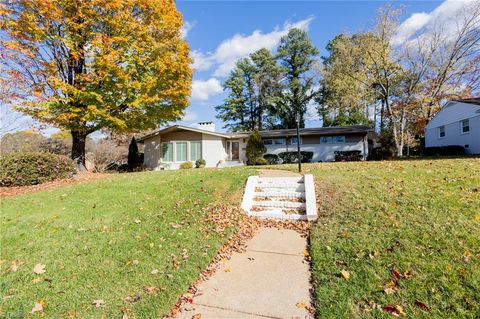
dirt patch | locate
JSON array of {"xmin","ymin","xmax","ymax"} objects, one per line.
[{"xmin": 0, "ymin": 172, "xmax": 111, "ymax": 197}]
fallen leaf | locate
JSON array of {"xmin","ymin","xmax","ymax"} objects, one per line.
[
  {"xmin": 224, "ymin": 268, "xmax": 231, "ymax": 272},
  {"xmin": 133, "ymin": 260, "xmax": 139, "ymax": 265},
  {"xmin": 192, "ymin": 314, "xmax": 202, "ymax": 319},
  {"xmin": 33, "ymin": 264, "xmax": 46, "ymax": 274},
  {"xmin": 151, "ymin": 269, "xmax": 159, "ymax": 275},
  {"xmin": 145, "ymin": 286, "xmax": 156, "ymax": 294},
  {"xmin": 384, "ymin": 287, "xmax": 397, "ymax": 295},
  {"xmin": 134, "ymin": 219, "xmax": 141, "ymax": 224},
  {"xmin": 340, "ymin": 270, "xmax": 350, "ymax": 280},
  {"xmin": 415, "ymin": 300, "xmax": 431, "ymax": 312},
  {"xmin": 92, "ymin": 299, "xmax": 105, "ymax": 307},
  {"xmin": 31, "ymin": 301, "xmax": 44, "ymax": 314},
  {"xmin": 296, "ymin": 302, "xmax": 306, "ymax": 308},
  {"xmin": 303, "ymin": 250, "xmax": 309, "ymax": 257},
  {"xmin": 32, "ymin": 277, "xmax": 42, "ymax": 284}
]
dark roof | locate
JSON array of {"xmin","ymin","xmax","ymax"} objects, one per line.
[
  {"xmin": 257, "ymin": 125, "xmax": 373, "ymax": 138},
  {"xmin": 137, "ymin": 124, "xmax": 373, "ymax": 142},
  {"xmin": 137, "ymin": 125, "xmax": 231, "ymax": 142},
  {"xmin": 453, "ymin": 97, "xmax": 480, "ymax": 106}
]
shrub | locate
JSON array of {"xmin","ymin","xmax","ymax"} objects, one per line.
[
  {"xmin": 128, "ymin": 137, "xmax": 143, "ymax": 168},
  {"xmin": 278, "ymin": 151, "xmax": 313, "ymax": 164},
  {"xmin": 255, "ymin": 157, "xmax": 268, "ymax": 165},
  {"xmin": 0, "ymin": 152, "xmax": 76, "ymax": 187},
  {"xmin": 195, "ymin": 159, "xmax": 206, "ymax": 168},
  {"xmin": 334, "ymin": 150, "xmax": 363, "ymax": 162},
  {"xmin": 424, "ymin": 145, "xmax": 465, "ymax": 156},
  {"xmin": 179, "ymin": 161, "xmax": 193, "ymax": 169},
  {"xmin": 263, "ymin": 153, "xmax": 280, "ymax": 165},
  {"xmin": 367, "ymin": 147, "xmax": 394, "ymax": 161},
  {"xmin": 246, "ymin": 129, "xmax": 267, "ymax": 165}
]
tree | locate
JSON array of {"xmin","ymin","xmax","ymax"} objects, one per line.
[
  {"xmin": 277, "ymin": 28, "xmax": 319, "ymax": 128},
  {"xmin": 127, "ymin": 137, "xmax": 140, "ymax": 168},
  {"xmin": 245, "ymin": 129, "xmax": 266, "ymax": 165},
  {"xmin": 1, "ymin": 0, "xmax": 192, "ymax": 168},
  {"xmin": 216, "ymin": 50, "xmax": 282, "ymax": 131},
  {"xmin": 318, "ymin": 34, "xmax": 377, "ymax": 127},
  {"xmin": 250, "ymin": 48, "xmax": 283, "ymax": 129},
  {"xmin": 0, "ymin": 130, "xmax": 46, "ymax": 154}
]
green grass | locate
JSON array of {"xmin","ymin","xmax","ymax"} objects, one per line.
[
  {"xmin": 0, "ymin": 168, "xmax": 253, "ymax": 318},
  {"xmin": 280, "ymin": 158, "xmax": 480, "ymax": 318}
]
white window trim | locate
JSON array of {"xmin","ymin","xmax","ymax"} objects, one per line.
[
  {"xmin": 161, "ymin": 140, "xmax": 201, "ymax": 163},
  {"xmin": 438, "ymin": 126, "xmax": 446, "ymax": 139},
  {"xmin": 460, "ymin": 119, "xmax": 470, "ymax": 135}
]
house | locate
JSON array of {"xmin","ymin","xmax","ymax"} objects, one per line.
[
  {"xmin": 425, "ymin": 98, "xmax": 480, "ymax": 154},
  {"xmin": 137, "ymin": 122, "xmax": 373, "ymax": 170}
]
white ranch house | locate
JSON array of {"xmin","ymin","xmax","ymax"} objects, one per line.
[
  {"xmin": 425, "ymin": 98, "xmax": 480, "ymax": 154},
  {"xmin": 138, "ymin": 122, "xmax": 373, "ymax": 170}
]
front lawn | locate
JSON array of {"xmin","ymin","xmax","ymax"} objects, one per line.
[
  {"xmin": 0, "ymin": 168, "xmax": 253, "ymax": 318},
  {"xmin": 299, "ymin": 158, "xmax": 479, "ymax": 318}
]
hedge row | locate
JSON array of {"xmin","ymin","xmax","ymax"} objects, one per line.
[{"xmin": 0, "ymin": 152, "xmax": 76, "ymax": 187}]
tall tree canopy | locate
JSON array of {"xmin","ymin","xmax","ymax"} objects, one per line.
[
  {"xmin": 0, "ymin": 0, "xmax": 192, "ymax": 167},
  {"xmin": 277, "ymin": 28, "xmax": 319, "ymax": 128},
  {"xmin": 216, "ymin": 49, "xmax": 282, "ymax": 131}
]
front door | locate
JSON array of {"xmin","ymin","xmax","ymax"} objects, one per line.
[{"xmin": 231, "ymin": 141, "xmax": 239, "ymax": 160}]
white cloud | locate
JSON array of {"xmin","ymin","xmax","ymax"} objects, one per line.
[
  {"xmin": 213, "ymin": 18, "xmax": 313, "ymax": 77},
  {"xmin": 191, "ymin": 50, "xmax": 215, "ymax": 71},
  {"xmin": 182, "ymin": 111, "xmax": 198, "ymax": 121},
  {"xmin": 190, "ymin": 17, "xmax": 314, "ymax": 77},
  {"xmin": 191, "ymin": 78, "xmax": 223, "ymax": 101},
  {"xmin": 392, "ymin": 0, "xmax": 479, "ymax": 45},
  {"xmin": 181, "ymin": 21, "xmax": 194, "ymax": 39}
]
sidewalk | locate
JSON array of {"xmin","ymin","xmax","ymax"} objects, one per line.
[{"xmin": 176, "ymin": 227, "xmax": 313, "ymax": 319}]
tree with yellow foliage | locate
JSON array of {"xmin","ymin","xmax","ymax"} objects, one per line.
[{"xmin": 0, "ymin": 0, "xmax": 192, "ymax": 168}]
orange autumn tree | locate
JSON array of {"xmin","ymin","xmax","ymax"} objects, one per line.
[{"xmin": 0, "ymin": 0, "xmax": 192, "ymax": 167}]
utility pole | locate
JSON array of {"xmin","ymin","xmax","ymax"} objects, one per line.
[{"xmin": 296, "ymin": 111, "xmax": 301, "ymax": 173}]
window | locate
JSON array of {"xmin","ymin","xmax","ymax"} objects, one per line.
[
  {"xmin": 263, "ymin": 138, "xmax": 285, "ymax": 145},
  {"xmin": 263, "ymin": 139, "xmax": 273, "ymax": 145},
  {"xmin": 190, "ymin": 141, "xmax": 202, "ymax": 161},
  {"xmin": 162, "ymin": 143, "xmax": 173, "ymax": 162},
  {"xmin": 321, "ymin": 136, "xmax": 346, "ymax": 143},
  {"xmin": 439, "ymin": 126, "xmax": 445, "ymax": 138},
  {"xmin": 175, "ymin": 142, "xmax": 187, "ymax": 162},
  {"xmin": 290, "ymin": 137, "xmax": 302, "ymax": 145},
  {"xmin": 461, "ymin": 119, "xmax": 470, "ymax": 134}
]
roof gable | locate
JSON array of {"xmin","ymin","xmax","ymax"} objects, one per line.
[
  {"xmin": 426, "ymin": 101, "xmax": 480, "ymax": 129},
  {"xmin": 137, "ymin": 125, "xmax": 230, "ymax": 142}
]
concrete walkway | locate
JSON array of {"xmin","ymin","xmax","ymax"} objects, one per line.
[{"xmin": 176, "ymin": 227, "xmax": 313, "ymax": 319}]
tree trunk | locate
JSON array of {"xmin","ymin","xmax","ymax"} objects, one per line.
[{"xmin": 71, "ymin": 130, "xmax": 87, "ymax": 171}]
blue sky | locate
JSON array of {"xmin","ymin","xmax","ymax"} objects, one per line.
[{"xmin": 175, "ymin": 0, "xmax": 442, "ymax": 132}]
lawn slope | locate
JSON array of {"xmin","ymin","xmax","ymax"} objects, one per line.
[
  {"xmin": 0, "ymin": 168, "xmax": 252, "ymax": 318},
  {"xmin": 303, "ymin": 158, "xmax": 480, "ymax": 318}
]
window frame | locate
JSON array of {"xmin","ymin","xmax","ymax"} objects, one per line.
[
  {"xmin": 320, "ymin": 135, "xmax": 346, "ymax": 144},
  {"xmin": 438, "ymin": 126, "xmax": 446, "ymax": 138},
  {"xmin": 189, "ymin": 141, "xmax": 202, "ymax": 161},
  {"xmin": 461, "ymin": 119, "xmax": 470, "ymax": 134},
  {"xmin": 161, "ymin": 142, "xmax": 173, "ymax": 162},
  {"xmin": 290, "ymin": 137, "xmax": 303, "ymax": 145},
  {"xmin": 175, "ymin": 141, "xmax": 188, "ymax": 162}
]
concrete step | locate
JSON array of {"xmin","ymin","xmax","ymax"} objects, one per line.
[
  {"xmin": 254, "ymin": 191, "xmax": 305, "ymax": 199},
  {"xmin": 256, "ymin": 184, "xmax": 305, "ymax": 192},
  {"xmin": 252, "ymin": 200, "xmax": 306, "ymax": 209},
  {"xmin": 249, "ymin": 209, "xmax": 308, "ymax": 221}
]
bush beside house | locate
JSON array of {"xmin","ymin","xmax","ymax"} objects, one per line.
[
  {"xmin": 246, "ymin": 129, "xmax": 267, "ymax": 165},
  {"xmin": 278, "ymin": 151, "xmax": 313, "ymax": 163},
  {"xmin": 334, "ymin": 150, "xmax": 363, "ymax": 161},
  {"xmin": 180, "ymin": 161, "xmax": 193, "ymax": 169},
  {"xmin": 0, "ymin": 152, "xmax": 76, "ymax": 187}
]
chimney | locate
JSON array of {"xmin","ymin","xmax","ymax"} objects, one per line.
[{"xmin": 197, "ymin": 121, "xmax": 216, "ymax": 132}]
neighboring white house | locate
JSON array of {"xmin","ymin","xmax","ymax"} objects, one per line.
[
  {"xmin": 425, "ymin": 98, "xmax": 480, "ymax": 154},
  {"xmin": 137, "ymin": 122, "xmax": 373, "ymax": 170}
]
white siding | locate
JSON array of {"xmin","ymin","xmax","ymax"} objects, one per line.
[
  {"xmin": 202, "ymin": 134, "xmax": 227, "ymax": 167},
  {"xmin": 425, "ymin": 115, "xmax": 480, "ymax": 154},
  {"xmin": 264, "ymin": 140, "xmax": 367, "ymax": 162},
  {"xmin": 426, "ymin": 101, "xmax": 480, "ymax": 128}
]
